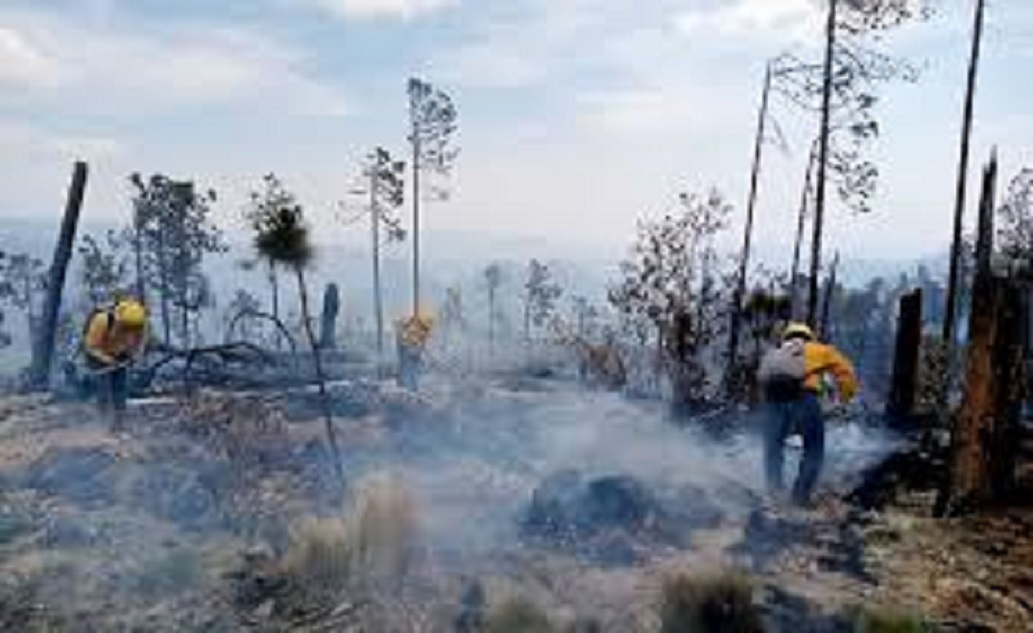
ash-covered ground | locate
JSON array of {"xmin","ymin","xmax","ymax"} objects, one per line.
[{"xmin": 0, "ymin": 375, "xmax": 1028, "ymax": 632}]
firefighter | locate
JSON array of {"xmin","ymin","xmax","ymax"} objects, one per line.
[
  {"xmin": 396, "ymin": 310, "xmax": 434, "ymax": 391},
  {"xmin": 82, "ymin": 297, "xmax": 148, "ymax": 429},
  {"xmin": 756, "ymin": 322, "xmax": 858, "ymax": 507}
]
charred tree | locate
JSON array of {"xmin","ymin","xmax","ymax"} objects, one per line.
[
  {"xmin": 820, "ymin": 251, "xmax": 840, "ymax": 340},
  {"xmin": 807, "ymin": 0, "xmax": 839, "ymax": 328},
  {"xmin": 29, "ymin": 161, "xmax": 88, "ymax": 388},
  {"xmin": 939, "ymin": 153, "xmax": 1025, "ymax": 514},
  {"xmin": 944, "ymin": 0, "xmax": 987, "ymax": 351},
  {"xmin": 886, "ymin": 288, "xmax": 923, "ymax": 426},
  {"xmin": 790, "ymin": 139, "xmax": 818, "ymax": 319},
  {"xmin": 320, "ymin": 282, "xmax": 340, "ymax": 350},
  {"xmin": 725, "ymin": 62, "xmax": 772, "ymax": 397}
]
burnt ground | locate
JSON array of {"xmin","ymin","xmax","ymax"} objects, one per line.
[{"xmin": 0, "ymin": 384, "xmax": 1030, "ymax": 632}]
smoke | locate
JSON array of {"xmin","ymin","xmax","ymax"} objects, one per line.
[{"xmin": 338, "ymin": 377, "xmax": 904, "ymax": 570}]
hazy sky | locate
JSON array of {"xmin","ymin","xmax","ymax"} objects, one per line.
[{"xmin": 1, "ymin": 0, "xmax": 1031, "ymax": 265}]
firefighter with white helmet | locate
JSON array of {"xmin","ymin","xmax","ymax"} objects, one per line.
[{"xmin": 757, "ymin": 322, "xmax": 858, "ymax": 507}]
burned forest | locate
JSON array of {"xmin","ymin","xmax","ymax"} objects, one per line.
[{"xmin": 1, "ymin": 1, "xmax": 1032, "ymax": 632}]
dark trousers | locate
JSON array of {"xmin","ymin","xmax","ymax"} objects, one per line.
[
  {"xmin": 87, "ymin": 358, "xmax": 128, "ymax": 413},
  {"xmin": 398, "ymin": 346, "xmax": 423, "ymax": 391},
  {"xmin": 764, "ymin": 393, "xmax": 825, "ymax": 505}
]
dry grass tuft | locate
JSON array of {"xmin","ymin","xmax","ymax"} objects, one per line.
[
  {"xmin": 280, "ymin": 470, "xmax": 420, "ymax": 609},
  {"xmin": 852, "ymin": 606, "xmax": 933, "ymax": 633},
  {"xmin": 658, "ymin": 570, "xmax": 762, "ymax": 633},
  {"xmin": 485, "ymin": 596, "xmax": 555, "ymax": 633}
]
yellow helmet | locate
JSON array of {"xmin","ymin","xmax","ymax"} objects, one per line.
[
  {"xmin": 782, "ymin": 322, "xmax": 815, "ymax": 342},
  {"xmin": 114, "ymin": 299, "xmax": 147, "ymax": 329}
]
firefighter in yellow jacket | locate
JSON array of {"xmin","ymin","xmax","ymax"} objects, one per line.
[
  {"xmin": 757, "ymin": 322, "xmax": 858, "ymax": 506},
  {"xmin": 83, "ymin": 298, "xmax": 148, "ymax": 428},
  {"xmin": 397, "ymin": 311, "xmax": 434, "ymax": 391}
]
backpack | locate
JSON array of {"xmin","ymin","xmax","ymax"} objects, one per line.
[{"xmin": 757, "ymin": 338, "xmax": 808, "ymax": 401}]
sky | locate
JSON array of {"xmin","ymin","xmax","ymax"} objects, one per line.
[{"xmin": 1, "ymin": 0, "xmax": 1031, "ymax": 268}]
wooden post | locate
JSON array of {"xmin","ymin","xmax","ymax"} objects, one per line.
[
  {"xmin": 887, "ymin": 288, "xmax": 923, "ymax": 426},
  {"xmin": 30, "ymin": 161, "xmax": 88, "ymax": 388}
]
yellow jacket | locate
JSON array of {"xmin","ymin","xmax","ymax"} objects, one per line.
[
  {"xmin": 803, "ymin": 342, "xmax": 858, "ymax": 402},
  {"xmin": 83, "ymin": 310, "xmax": 146, "ymax": 365}
]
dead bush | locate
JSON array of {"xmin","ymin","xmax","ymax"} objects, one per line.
[
  {"xmin": 658, "ymin": 571, "xmax": 762, "ymax": 633},
  {"xmin": 485, "ymin": 596, "xmax": 554, "ymax": 633}
]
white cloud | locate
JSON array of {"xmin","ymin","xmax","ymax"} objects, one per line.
[
  {"xmin": 0, "ymin": 11, "xmax": 350, "ymax": 117},
  {"xmin": 675, "ymin": 0, "xmax": 822, "ymax": 43},
  {"xmin": 0, "ymin": 120, "xmax": 123, "ymax": 161},
  {"xmin": 577, "ymin": 89, "xmax": 695, "ymax": 136},
  {"xmin": 0, "ymin": 26, "xmax": 61, "ymax": 90},
  {"xmin": 308, "ymin": 0, "xmax": 458, "ymax": 21}
]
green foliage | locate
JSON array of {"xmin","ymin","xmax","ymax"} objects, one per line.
[
  {"xmin": 658, "ymin": 571, "xmax": 762, "ymax": 633},
  {"xmin": 130, "ymin": 172, "xmax": 226, "ymax": 345},
  {"xmin": 485, "ymin": 597, "xmax": 554, "ymax": 633},
  {"xmin": 77, "ymin": 231, "xmax": 129, "ymax": 304}
]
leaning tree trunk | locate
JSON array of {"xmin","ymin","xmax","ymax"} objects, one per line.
[
  {"xmin": 944, "ymin": 0, "xmax": 987, "ymax": 351},
  {"xmin": 725, "ymin": 62, "xmax": 772, "ymax": 397},
  {"xmin": 790, "ymin": 138, "xmax": 818, "ymax": 319},
  {"xmin": 29, "ymin": 161, "xmax": 88, "ymax": 388},
  {"xmin": 807, "ymin": 0, "xmax": 838, "ymax": 328},
  {"xmin": 295, "ymin": 267, "xmax": 344, "ymax": 482}
]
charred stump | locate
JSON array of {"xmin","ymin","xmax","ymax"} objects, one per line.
[
  {"xmin": 29, "ymin": 161, "xmax": 88, "ymax": 388},
  {"xmin": 886, "ymin": 289, "xmax": 923, "ymax": 428},
  {"xmin": 319, "ymin": 283, "xmax": 340, "ymax": 350}
]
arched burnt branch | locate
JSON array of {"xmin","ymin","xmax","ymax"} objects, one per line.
[{"xmin": 224, "ymin": 308, "xmax": 299, "ymax": 356}]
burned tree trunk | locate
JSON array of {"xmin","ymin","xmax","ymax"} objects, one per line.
[
  {"xmin": 790, "ymin": 139, "xmax": 817, "ymax": 319},
  {"xmin": 725, "ymin": 63, "xmax": 772, "ymax": 397},
  {"xmin": 320, "ymin": 282, "xmax": 340, "ymax": 350},
  {"xmin": 886, "ymin": 289, "xmax": 923, "ymax": 427},
  {"xmin": 939, "ymin": 153, "xmax": 1025, "ymax": 514},
  {"xmin": 820, "ymin": 251, "xmax": 840, "ymax": 340},
  {"xmin": 29, "ymin": 161, "xmax": 88, "ymax": 388},
  {"xmin": 944, "ymin": 0, "xmax": 987, "ymax": 351},
  {"xmin": 807, "ymin": 0, "xmax": 838, "ymax": 328},
  {"xmin": 295, "ymin": 267, "xmax": 343, "ymax": 482}
]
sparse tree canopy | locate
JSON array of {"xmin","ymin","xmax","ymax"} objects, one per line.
[
  {"xmin": 0, "ymin": 250, "xmax": 46, "ymax": 349},
  {"xmin": 130, "ymin": 173, "xmax": 226, "ymax": 346},
  {"xmin": 78, "ymin": 231, "xmax": 130, "ymax": 305},
  {"xmin": 524, "ymin": 259, "xmax": 563, "ymax": 340},
  {"xmin": 998, "ymin": 168, "xmax": 1033, "ymax": 275}
]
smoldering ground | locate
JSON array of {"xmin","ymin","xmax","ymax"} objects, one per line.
[{"xmin": 0, "ymin": 375, "xmax": 906, "ymax": 630}]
